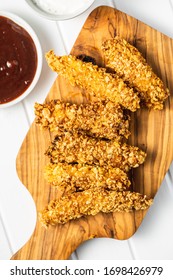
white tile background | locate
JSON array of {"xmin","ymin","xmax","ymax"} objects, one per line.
[{"xmin": 0, "ymin": 0, "xmax": 173, "ymax": 260}]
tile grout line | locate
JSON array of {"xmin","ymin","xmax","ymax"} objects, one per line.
[
  {"xmin": 169, "ymin": 0, "xmax": 173, "ymax": 13},
  {"xmin": 55, "ymin": 21, "xmax": 69, "ymax": 54},
  {"xmin": 70, "ymin": 251, "xmax": 79, "ymax": 260},
  {"xmin": 165, "ymin": 172, "xmax": 173, "ymax": 195},
  {"xmin": 127, "ymin": 239, "xmax": 137, "ymax": 260},
  {"xmin": 0, "ymin": 211, "xmax": 14, "ymax": 257},
  {"xmin": 21, "ymin": 101, "xmax": 32, "ymax": 127},
  {"xmin": 112, "ymin": 0, "xmax": 117, "ymax": 9}
]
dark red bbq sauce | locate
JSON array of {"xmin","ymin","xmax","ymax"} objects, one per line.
[{"xmin": 0, "ymin": 16, "xmax": 37, "ymax": 104}]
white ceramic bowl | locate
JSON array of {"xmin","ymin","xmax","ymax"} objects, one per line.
[
  {"xmin": 0, "ymin": 11, "xmax": 42, "ymax": 108},
  {"xmin": 25, "ymin": 0, "xmax": 95, "ymax": 21}
]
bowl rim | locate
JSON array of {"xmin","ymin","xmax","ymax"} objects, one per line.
[
  {"xmin": 25, "ymin": 0, "xmax": 95, "ymax": 21},
  {"xmin": 0, "ymin": 11, "xmax": 43, "ymax": 108}
]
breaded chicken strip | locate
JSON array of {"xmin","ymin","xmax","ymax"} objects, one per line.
[
  {"xmin": 35, "ymin": 99, "xmax": 130, "ymax": 140},
  {"xmin": 45, "ymin": 50, "xmax": 140, "ymax": 112},
  {"xmin": 102, "ymin": 36, "xmax": 169, "ymax": 109},
  {"xmin": 45, "ymin": 132, "xmax": 146, "ymax": 172},
  {"xmin": 44, "ymin": 163, "xmax": 131, "ymax": 193},
  {"xmin": 39, "ymin": 188, "xmax": 153, "ymax": 226}
]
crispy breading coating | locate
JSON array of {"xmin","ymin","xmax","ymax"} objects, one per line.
[
  {"xmin": 39, "ymin": 188, "xmax": 153, "ymax": 226},
  {"xmin": 45, "ymin": 50, "xmax": 140, "ymax": 112},
  {"xmin": 44, "ymin": 163, "xmax": 131, "ymax": 193},
  {"xmin": 35, "ymin": 99, "xmax": 130, "ymax": 140},
  {"xmin": 45, "ymin": 132, "xmax": 146, "ymax": 172},
  {"xmin": 102, "ymin": 36, "xmax": 169, "ymax": 109}
]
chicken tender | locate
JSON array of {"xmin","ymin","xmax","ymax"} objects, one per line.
[
  {"xmin": 44, "ymin": 163, "xmax": 131, "ymax": 193},
  {"xmin": 102, "ymin": 36, "xmax": 169, "ymax": 109},
  {"xmin": 45, "ymin": 50, "xmax": 140, "ymax": 112},
  {"xmin": 39, "ymin": 188, "xmax": 153, "ymax": 226},
  {"xmin": 35, "ymin": 99, "xmax": 130, "ymax": 140},
  {"xmin": 45, "ymin": 132, "xmax": 146, "ymax": 172}
]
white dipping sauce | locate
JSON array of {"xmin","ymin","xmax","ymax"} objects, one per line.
[{"xmin": 32, "ymin": 0, "xmax": 92, "ymax": 15}]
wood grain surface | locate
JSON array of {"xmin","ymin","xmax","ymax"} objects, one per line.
[{"xmin": 12, "ymin": 6, "xmax": 173, "ymax": 260}]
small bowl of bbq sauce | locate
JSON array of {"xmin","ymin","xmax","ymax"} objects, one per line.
[{"xmin": 0, "ymin": 11, "xmax": 42, "ymax": 108}]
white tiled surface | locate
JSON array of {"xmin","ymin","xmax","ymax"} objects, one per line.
[{"xmin": 0, "ymin": 0, "xmax": 173, "ymax": 260}]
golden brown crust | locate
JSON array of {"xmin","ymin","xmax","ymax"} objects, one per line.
[
  {"xmin": 102, "ymin": 36, "xmax": 169, "ymax": 109},
  {"xmin": 45, "ymin": 50, "xmax": 140, "ymax": 112},
  {"xmin": 37, "ymin": 40, "xmax": 163, "ymax": 228},
  {"xmin": 44, "ymin": 163, "xmax": 131, "ymax": 193},
  {"xmin": 45, "ymin": 132, "xmax": 146, "ymax": 172},
  {"xmin": 39, "ymin": 188, "xmax": 153, "ymax": 226},
  {"xmin": 34, "ymin": 99, "xmax": 130, "ymax": 140}
]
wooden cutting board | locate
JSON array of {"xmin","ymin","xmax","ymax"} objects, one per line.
[{"xmin": 12, "ymin": 6, "xmax": 173, "ymax": 260}]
